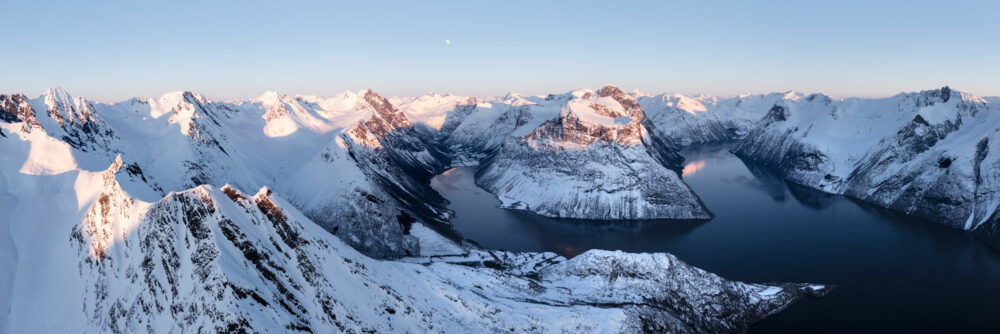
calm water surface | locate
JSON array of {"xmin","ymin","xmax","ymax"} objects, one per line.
[{"xmin": 430, "ymin": 142, "xmax": 1000, "ymax": 333}]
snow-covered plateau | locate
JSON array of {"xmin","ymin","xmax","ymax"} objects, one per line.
[{"xmin": 0, "ymin": 86, "xmax": 835, "ymax": 333}]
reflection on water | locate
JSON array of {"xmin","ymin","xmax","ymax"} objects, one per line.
[
  {"xmin": 430, "ymin": 141, "xmax": 1000, "ymax": 333},
  {"xmin": 681, "ymin": 159, "xmax": 707, "ymax": 177}
]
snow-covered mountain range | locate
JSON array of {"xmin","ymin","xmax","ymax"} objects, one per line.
[
  {"xmin": 0, "ymin": 86, "xmax": 833, "ymax": 333},
  {"xmin": 393, "ymin": 84, "xmax": 1000, "ymax": 243},
  {"xmin": 5, "ymin": 83, "xmax": 996, "ymax": 332}
]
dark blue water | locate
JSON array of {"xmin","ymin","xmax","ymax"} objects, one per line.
[{"xmin": 430, "ymin": 142, "xmax": 1000, "ymax": 333}]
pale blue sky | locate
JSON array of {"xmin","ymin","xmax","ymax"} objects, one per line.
[{"xmin": 2, "ymin": 0, "xmax": 998, "ymax": 101}]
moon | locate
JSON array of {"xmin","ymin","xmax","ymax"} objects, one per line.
[{"xmin": 445, "ymin": 39, "xmax": 451, "ymax": 45}]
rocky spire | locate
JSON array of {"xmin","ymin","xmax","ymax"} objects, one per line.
[
  {"xmin": 347, "ymin": 89, "xmax": 415, "ymax": 148},
  {"xmin": 0, "ymin": 93, "xmax": 40, "ymax": 131}
]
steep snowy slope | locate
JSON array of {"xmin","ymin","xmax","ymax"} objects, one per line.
[
  {"xmin": 475, "ymin": 85, "xmax": 712, "ymax": 220},
  {"xmin": 734, "ymin": 87, "xmax": 1000, "ymax": 244},
  {"xmin": 0, "ymin": 140, "xmax": 824, "ymax": 332}
]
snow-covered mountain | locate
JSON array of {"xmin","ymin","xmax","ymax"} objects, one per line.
[
  {"xmin": 471, "ymin": 85, "xmax": 712, "ymax": 220},
  {"xmin": 733, "ymin": 87, "xmax": 1000, "ymax": 246}
]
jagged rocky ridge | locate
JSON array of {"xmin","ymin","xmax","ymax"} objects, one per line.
[{"xmin": 733, "ymin": 87, "xmax": 1000, "ymax": 246}]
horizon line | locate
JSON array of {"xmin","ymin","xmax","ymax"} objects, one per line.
[{"xmin": 3, "ymin": 84, "xmax": 994, "ymax": 104}]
